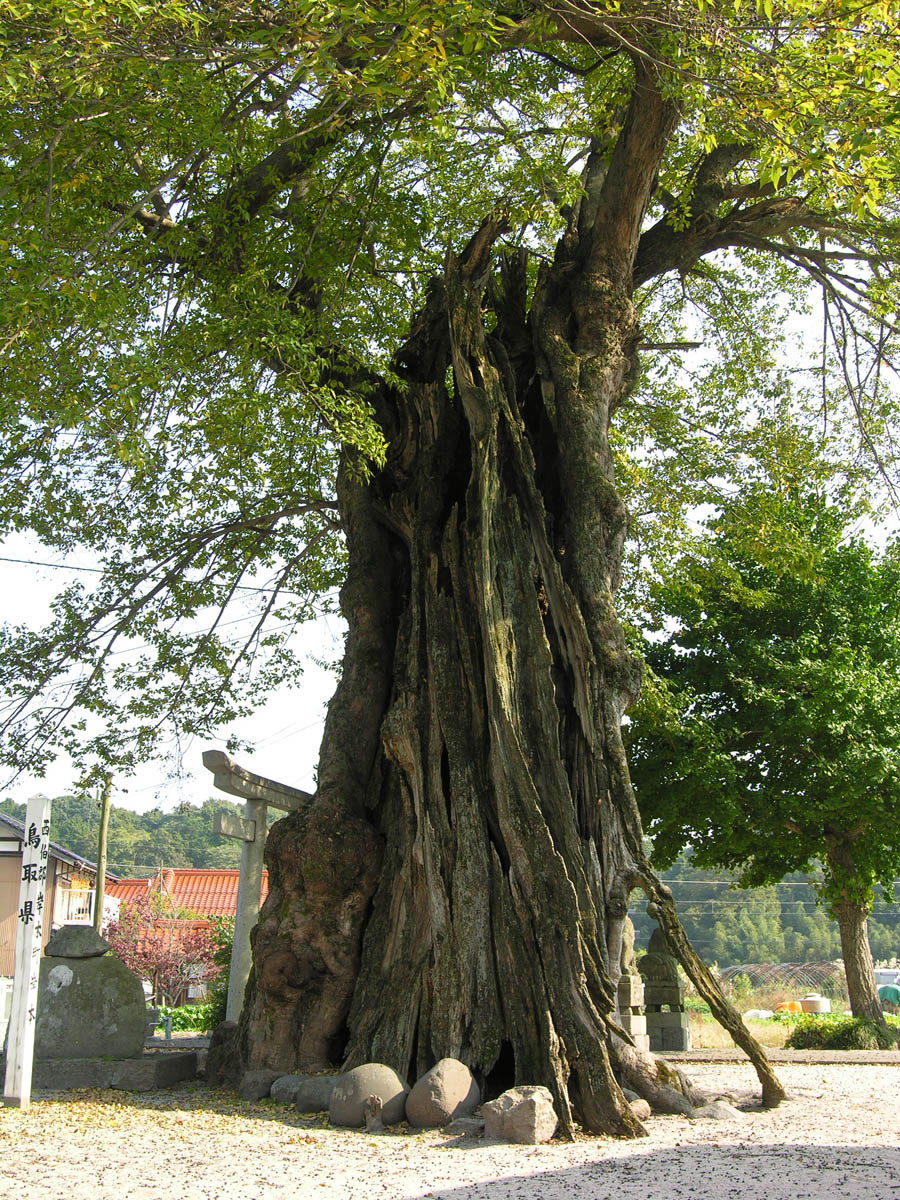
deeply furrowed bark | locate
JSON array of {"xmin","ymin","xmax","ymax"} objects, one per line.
[
  {"xmin": 241, "ymin": 68, "xmax": 784, "ymax": 1134},
  {"xmin": 240, "ymin": 240, "xmax": 783, "ymax": 1132},
  {"xmin": 339, "ymin": 246, "xmax": 648, "ymax": 1138}
]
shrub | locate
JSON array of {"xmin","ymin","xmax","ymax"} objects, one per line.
[
  {"xmin": 785, "ymin": 1014, "xmax": 900, "ymax": 1051},
  {"xmin": 206, "ymin": 916, "xmax": 234, "ymax": 1029},
  {"xmin": 157, "ymin": 1002, "xmax": 217, "ymax": 1032},
  {"xmin": 683, "ymin": 996, "xmax": 711, "ymax": 1014}
]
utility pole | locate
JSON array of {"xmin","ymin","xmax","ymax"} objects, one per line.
[{"xmin": 93, "ymin": 773, "xmax": 111, "ymax": 933}]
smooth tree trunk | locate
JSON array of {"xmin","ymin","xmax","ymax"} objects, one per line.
[
  {"xmin": 833, "ymin": 901, "xmax": 883, "ymax": 1021},
  {"xmin": 826, "ymin": 840, "xmax": 885, "ymax": 1022},
  {"xmin": 239, "ymin": 69, "xmax": 785, "ymax": 1134}
]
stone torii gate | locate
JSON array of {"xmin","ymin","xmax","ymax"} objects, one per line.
[{"xmin": 203, "ymin": 749, "xmax": 314, "ymax": 1021}]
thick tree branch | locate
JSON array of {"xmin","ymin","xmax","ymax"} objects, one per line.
[
  {"xmin": 583, "ymin": 62, "xmax": 680, "ymax": 281},
  {"xmin": 633, "ymin": 187, "xmax": 875, "ymax": 291},
  {"xmin": 217, "ymin": 100, "xmax": 353, "ymax": 225}
]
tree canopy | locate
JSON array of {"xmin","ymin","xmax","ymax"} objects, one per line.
[
  {"xmin": 3, "ymin": 1, "xmax": 900, "ymax": 777},
  {"xmin": 626, "ymin": 475, "xmax": 900, "ymax": 1014}
]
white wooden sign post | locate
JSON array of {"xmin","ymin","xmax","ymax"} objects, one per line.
[
  {"xmin": 3, "ymin": 793, "xmax": 51, "ymax": 1109},
  {"xmin": 204, "ymin": 750, "xmax": 312, "ymax": 1022}
]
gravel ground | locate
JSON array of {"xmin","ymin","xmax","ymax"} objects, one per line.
[{"xmin": 1, "ymin": 1062, "xmax": 899, "ymax": 1200}]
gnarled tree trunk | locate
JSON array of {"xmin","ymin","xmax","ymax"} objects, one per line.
[{"xmin": 240, "ymin": 69, "xmax": 784, "ymax": 1135}]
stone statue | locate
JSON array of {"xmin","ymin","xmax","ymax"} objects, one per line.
[
  {"xmin": 620, "ymin": 915, "xmax": 639, "ymax": 977},
  {"xmin": 638, "ymin": 920, "xmax": 691, "ymax": 1052}
]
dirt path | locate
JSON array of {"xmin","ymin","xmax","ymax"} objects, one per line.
[{"xmin": 1, "ymin": 1062, "xmax": 898, "ymax": 1200}]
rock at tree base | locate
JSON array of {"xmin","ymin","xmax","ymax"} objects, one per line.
[
  {"xmin": 444, "ymin": 1117, "xmax": 485, "ymax": 1135},
  {"xmin": 35, "ymin": 955, "xmax": 147, "ymax": 1059},
  {"xmin": 629, "ymin": 1098, "xmax": 652, "ymax": 1121},
  {"xmin": 238, "ymin": 1069, "xmax": 280, "ymax": 1100},
  {"xmin": 270, "ymin": 1074, "xmax": 308, "ymax": 1104},
  {"xmin": 44, "ymin": 924, "xmax": 110, "ymax": 959},
  {"xmin": 295, "ymin": 1075, "xmax": 339, "ymax": 1112},
  {"xmin": 483, "ymin": 1086, "xmax": 558, "ymax": 1144},
  {"xmin": 406, "ymin": 1058, "xmax": 481, "ymax": 1127},
  {"xmin": 693, "ymin": 1100, "xmax": 746, "ymax": 1120},
  {"xmin": 328, "ymin": 1064, "xmax": 409, "ymax": 1127},
  {"xmin": 269, "ymin": 1073, "xmax": 340, "ymax": 1110}
]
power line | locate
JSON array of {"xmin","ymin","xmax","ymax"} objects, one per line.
[
  {"xmin": 0, "ymin": 554, "xmax": 306, "ymax": 597},
  {"xmin": 657, "ymin": 879, "xmax": 857, "ymax": 887},
  {"xmin": 254, "ymin": 715, "xmax": 326, "ymax": 750}
]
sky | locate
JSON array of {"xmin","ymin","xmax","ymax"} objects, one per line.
[{"xmin": 0, "ymin": 531, "xmax": 343, "ymax": 814}]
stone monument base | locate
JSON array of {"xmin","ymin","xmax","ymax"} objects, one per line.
[
  {"xmin": 646, "ymin": 1009, "xmax": 692, "ymax": 1052},
  {"xmin": 3, "ymin": 1050, "xmax": 197, "ymax": 1093}
]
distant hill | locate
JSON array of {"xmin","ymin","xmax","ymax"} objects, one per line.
[
  {"xmin": 630, "ymin": 853, "xmax": 900, "ymax": 968},
  {"xmin": 6, "ymin": 794, "xmax": 896, "ymax": 967},
  {"xmin": 0, "ymin": 792, "xmax": 267, "ymax": 877}
]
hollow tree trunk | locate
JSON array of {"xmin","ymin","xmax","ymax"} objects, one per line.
[{"xmin": 241, "ymin": 69, "xmax": 783, "ymax": 1135}]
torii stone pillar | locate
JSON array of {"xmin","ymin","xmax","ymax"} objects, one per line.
[{"xmin": 203, "ymin": 750, "xmax": 313, "ymax": 1022}]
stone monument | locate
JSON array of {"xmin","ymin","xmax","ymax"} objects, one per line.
[
  {"xmin": 616, "ymin": 917, "xmax": 650, "ymax": 1052},
  {"xmin": 1, "ymin": 924, "xmax": 197, "ymax": 1091},
  {"xmin": 36, "ymin": 924, "xmax": 147, "ymax": 1059},
  {"xmin": 638, "ymin": 924, "xmax": 691, "ymax": 1052}
]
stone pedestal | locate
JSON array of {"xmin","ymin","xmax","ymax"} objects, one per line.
[
  {"xmin": 616, "ymin": 973, "xmax": 650, "ymax": 1052},
  {"xmin": 638, "ymin": 924, "xmax": 692, "ymax": 1053},
  {"xmin": 26, "ymin": 1050, "xmax": 197, "ymax": 1091},
  {"xmin": 644, "ymin": 1008, "xmax": 692, "ymax": 1052}
]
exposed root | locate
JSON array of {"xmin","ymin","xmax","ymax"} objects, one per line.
[{"xmin": 608, "ymin": 1036, "xmax": 700, "ymax": 1116}]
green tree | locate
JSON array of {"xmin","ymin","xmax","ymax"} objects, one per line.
[
  {"xmin": 628, "ymin": 855, "xmax": 869, "ymax": 967},
  {"xmin": 7, "ymin": 1, "xmax": 900, "ymax": 1128},
  {"xmin": 627, "ymin": 481, "xmax": 900, "ymax": 1019}
]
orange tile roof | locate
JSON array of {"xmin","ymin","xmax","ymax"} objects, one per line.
[{"xmin": 106, "ymin": 867, "xmax": 268, "ymax": 917}]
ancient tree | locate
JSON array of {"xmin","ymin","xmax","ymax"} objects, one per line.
[{"xmin": 4, "ymin": 2, "xmax": 900, "ymax": 1134}]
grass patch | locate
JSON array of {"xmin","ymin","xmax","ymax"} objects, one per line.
[
  {"xmin": 156, "ymin": 1002, "xmax": 216, "ymax": 1032},
  {"xmin": 688, "ymin": 1012, "xmax": 791, "ymax": 1049}
]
